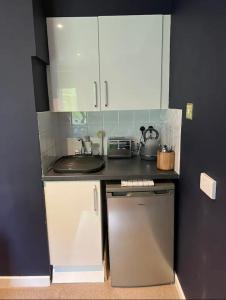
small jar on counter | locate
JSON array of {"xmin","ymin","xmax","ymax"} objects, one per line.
[{"xmin": 157, "ymin": 145, "xmax": 175, "ymax": 171}]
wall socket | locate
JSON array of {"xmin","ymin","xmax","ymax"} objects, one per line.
[
  {"xmin": 186, "ymin": 103, "xmax": 193, "ymax": 120},
  {"xmin": 200, "ymin": 173, "xmax": 217, "ymax": 200}
]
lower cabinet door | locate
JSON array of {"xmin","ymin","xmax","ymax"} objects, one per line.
[{"xmin": 44, "ymin": 181, "xmax": 102, "ymax": 266}]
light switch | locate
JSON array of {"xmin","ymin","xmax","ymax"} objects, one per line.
[
  {"xmin": 186, "ymin": 103, "xmax": 193, "ymax": 120},
  {"xmin": 200, "ymin": 173, "xmax": 217, "ymax": 200}
]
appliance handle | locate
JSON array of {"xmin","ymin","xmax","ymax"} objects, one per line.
[
  {"xmin": 94, "ymin": 81, "xmax": 98, "ymax": 108},
  {"xmin": 107, "ymin": 190, "xmax": 172, "ymax": 197},
  {"xmin": 150, "ymin": 127, "xmax": 159, "ymax": 140},
  {"xmin": 104, "ymin": 80, "xmax": 109, "ymax": 107},
  {"xmin": 106, "ymin": 183, "xmax": 174, "ymax": 193},
  {"xmin": 143, "ymin": 126, "xmax": 159, "ymax": 140}
]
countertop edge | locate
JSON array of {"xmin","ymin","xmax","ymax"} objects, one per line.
[
  {"xmin": 42, "ymin": 172, "xmax": 179, "ymax": 181},
  {"xmin": 42, "ymin": 157, "xmax": 179, "ymax": 181}
]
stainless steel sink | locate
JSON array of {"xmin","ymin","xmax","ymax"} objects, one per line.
[{"xmin": 53, "ymin": 155, "xmax": 105, "ymax": 173}]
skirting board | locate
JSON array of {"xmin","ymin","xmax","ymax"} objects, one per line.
[
  {"xmin": 175, "ymin": 273, "xmax": 186, "ymax": 300},
  {"xmin": 0, "ymin": 276, "xmax": 50, "ymax": 288},
  {"xmin": 52, "ymin": 266, "xmax": 105, "ymax": 284}
]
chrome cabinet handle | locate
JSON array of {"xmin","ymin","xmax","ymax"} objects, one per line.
[
  {"xmin": 94, "ymin": 81, "xmax": 98, "ymax": 108},
  {"xmin": 104, "ymin": 80, "xmax": 109, "ymax": 107},
  {"xmin": 93, "ymin": 185, "xmax": 98, "ymax": 213}
]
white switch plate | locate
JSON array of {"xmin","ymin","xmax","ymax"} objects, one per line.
[
  {"xmin": 186, "ymin": 103, "xmax": 193, "ymax": 120},
  {"xmin": 200, "ymin": 173, "xmax": 216, "ymax": 200}
]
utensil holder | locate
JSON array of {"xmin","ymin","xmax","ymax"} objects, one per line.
[{"xmin": 157, "ymin": 151, "xmax": 175, "ymax": 171}]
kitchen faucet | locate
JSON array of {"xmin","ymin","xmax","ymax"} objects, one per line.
[
  {"xmin": 81, "ymin": 138, "xmax": 86, "ymax": 155},
  {"xmin": 75, "ymin": 138, "xmax": 92, "ymax": 155}
]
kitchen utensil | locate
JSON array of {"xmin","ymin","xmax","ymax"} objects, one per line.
[{"xmin": 97, "ymin": 130, "xmax": 105, "ymax": 156}]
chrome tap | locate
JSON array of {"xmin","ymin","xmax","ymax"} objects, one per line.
[{"xmin": 76, "ymin": 137, "xmax": 92, "ymax": 155}]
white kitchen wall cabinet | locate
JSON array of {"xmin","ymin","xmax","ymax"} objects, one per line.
[
  {"xmin": 47, "ymin": 15, "xmax": 170, "ymax": 112},
  {"xmin": 47, "ymin": 18, "xmax": 100, "ymax": 112},
  {"xmin": 44, "ymin": 181, "xmax": 104, "ymax": 283},
  {"xmin": 99, "ymin": 15, "xmax": 162, "ymax": 110}
]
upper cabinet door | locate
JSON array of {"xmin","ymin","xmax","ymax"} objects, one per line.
[
  {"xmin": 99, "ymin": 15, "xmax": 163, "ymax": 111},
  {"xmin": 47, "ymin": 17, "xmax": 100, "ymax": 112}
]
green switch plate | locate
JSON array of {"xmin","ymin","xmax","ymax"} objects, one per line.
[{"xmin": 186, "ymin": 103, "xmax": 193, "ymax": 120}]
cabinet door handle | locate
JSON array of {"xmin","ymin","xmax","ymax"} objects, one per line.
[
  {"xmin": 93, "ymin": 185, "xmax": 98, "ymax": 213},
  {"xmin": 94, "ymin": 81, "xmax": 98, "ymax": 108},
  {"xmin": 104, "ymin": 80, "xmax": 109, "ymax": 107}
]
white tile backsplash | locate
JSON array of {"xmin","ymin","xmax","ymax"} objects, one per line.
[
  {"xmin": 37, "ymin": 109, "xmax": 182, "ymax": 174},
  {"xmin": 37, "ymin": 111, "xmax": 62, "ymax": 174},
  {"xmin": 161, "ymin": 109, "xmax": 182, "ymax": 174}
]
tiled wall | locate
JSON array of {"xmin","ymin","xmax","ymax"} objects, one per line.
[
  {"xmin": 162, "ymin": 109, "xmax": 182, "ymax": 174},
  {"xmin": 56, "ymin": 110, "xmax": 165, "ymax": 154},
  {"xmin": 37, "ymin": 109, "xmax": 182, "ymax": 174},
  {"xmin": 37, "ymin": 112, "xmax": 62, "ymax": 174},
  {"xmin": 102, "ymin": 110, "xmax": 163, "ymax": 138}
]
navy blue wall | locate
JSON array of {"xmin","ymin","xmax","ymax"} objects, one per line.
[
  {"xmin": 0, "ymin": 0, "xmax": 49, "ymax": 275},
  {"xmin": 0, "ymin": 0, "xmax": 173, "ymax": 278},
  {"xmin": 170, "ymin": 0, "xmax": 226, "ymax": 298},
  {"xmin": 45, "ymin": 0, "xmax": 173, "ymax": 17},
  {"xmin": 32, "ymin": 57, "xmax": 50, "ymax": 112},
  {"xmin": 32, "ymin": 0, "xmax": 49, "ymax": 63}
]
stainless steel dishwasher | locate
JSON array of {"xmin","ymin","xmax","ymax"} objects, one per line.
[{"xmin": 106, "ymin": 182, "xmax": 174, "ymax": 287}]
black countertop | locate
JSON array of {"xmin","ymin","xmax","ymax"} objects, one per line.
[{"xmin": 43, "ymin": 156, "xmax": 179, "ymax": 181}]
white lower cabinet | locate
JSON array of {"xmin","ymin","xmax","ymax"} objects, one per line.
[{"xmin": 44, "ymin": 181, "xmax": 104, "ymax": 283}]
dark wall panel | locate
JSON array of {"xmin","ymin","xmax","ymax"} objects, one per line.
[
  {"xmin": 0, "ymin": 0, "xmax": 49, "ymax": 275},
  {"xmin": 32, "ymin": 57, "xmax": 50, "ymax": 112},
  {"xmin": 45, "ymin": 0, "xmax": 173, "ymax": 17},
  {"xmin": 32, "ymin": 0, "xmax": 49, "ymax": 63},
  {"xmin": 170, "ymin": 0, "xmax": 226, "ymax": 298}
]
